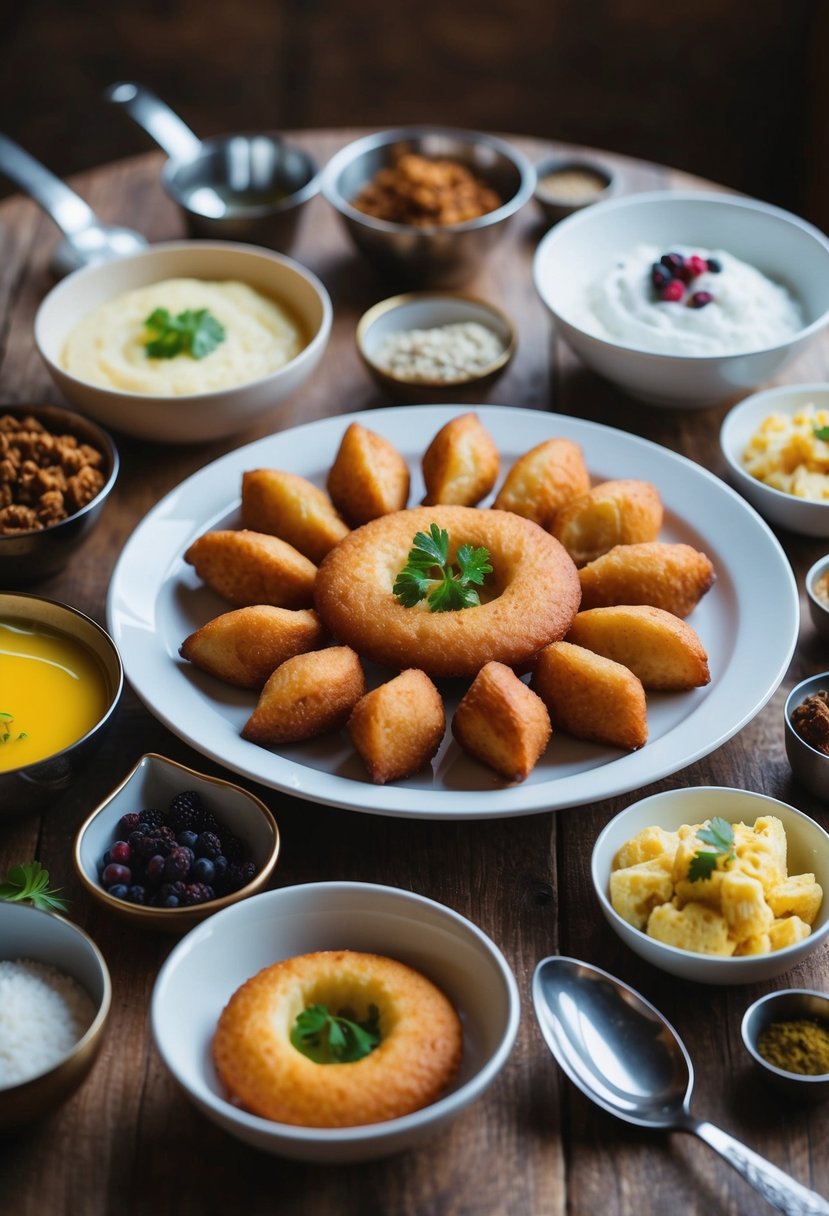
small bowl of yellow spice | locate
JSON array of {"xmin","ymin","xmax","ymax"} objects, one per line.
[
  {"xmin": 720, "ymin": 383, "xmax": 829, "ymax": 536},
  {"xmin": 742, "ymin": 989, "xmax": 829, "ymax": 1101}
]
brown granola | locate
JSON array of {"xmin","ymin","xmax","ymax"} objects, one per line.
[
  {"xmin": 352, "ymin": 153, "xmax": 502, "ymax": 227},
  {"xmin": 0, "ymin": 412, "xmax": 106, "ymax": 534}
]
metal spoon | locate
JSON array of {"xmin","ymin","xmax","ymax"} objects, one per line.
[
  {"xmin": 0, "ymin": 134, "xmax": 148, "ymax": 277},
  {"xmin": 532, "ymin": 956, "xmax": 829, "ymax": 1216}
]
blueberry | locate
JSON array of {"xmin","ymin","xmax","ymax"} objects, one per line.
[
  {"xmin": 688, "ymin": 290, "xmax": 714, "ymax": 309},
  {"xmin": 660, "ymin": 251, "xmax": 684, "ymax": 274},
  {"xmin": 192, "ymin": 857, "xmax": 216, "ymax": 884},
  {"xmin": 706, "ymin": 257, "xmax": 722, "ymax": 273},
  {"xmin": 127, "ymin": 885, "xmax": 147, "ymax": 905},
  {"xmin": 177, "ymin": 829, "xmax": 199, "ymax": 850},
  {"xmin": 108, "ymin": 884, "xmax": 130, "ymax": 900}
]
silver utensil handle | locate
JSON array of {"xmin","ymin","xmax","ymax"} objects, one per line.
[
  {"xmin": 691, "ymin": 1119, "xmax": 829, "ymax": 1215},
  {"xmin": 104, "ymin": 81, "xmax": 202, "ymax": 162},
  {"xmin": 0, "ymin": 133, "xmax": 97, "ymax": 236}
]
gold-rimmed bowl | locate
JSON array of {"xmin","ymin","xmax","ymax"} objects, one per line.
[
  {"xmin": 73, "ymin": 752, "xmax": 280, "ymax": 932},
  {"xmin": 0, "ymin": 902, "xmax": 111, "ymax": 1130},
  {"xmin": 356, "ymin": 292, "xmax": 515, "ymax": 404}
]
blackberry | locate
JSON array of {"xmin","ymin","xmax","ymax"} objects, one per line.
[
  {"xmin": 180, "ymin": 882, "xmax": 216, "ymax": 906},
  {"xmin": 164, "ymin": 846, "xmax": 194, "ymax": 881},
  {"xmin": 195, "ymin": 831, "xmax": 222, "ymax": 860},
  {"xmin": 219, "ymin": 860, "xmax": 257, "ymax": 894},
  {"xmin": 126, "ymin": 885, "xmax": 147, "ymax": 905},
  {"xmin": 135, "ymin": 834, "xmax": 169, "ymax": 862},
  {"xmin": 118, "ymin": 812, "xmax": 141, "ymax": 836},
  {"xmin": 138, "ymin": 808, "xmax": 165, "ymax": 829},
  {"xmin": 153, "ymin": 881, "xmax": 186, "ymax": 908},
  {"xmin": 167, "ymin": 790, "xmax": 204, "ymax": 833},
  {"xmin": 222, "ymin": 833, "xmax": 245, "ymax": 863}
]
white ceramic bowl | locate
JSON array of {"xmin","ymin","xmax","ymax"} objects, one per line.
[
  {"xmin": 73, "ymin": 752, "xmax": 280, "ymax": 932},
  {"xmin": 0, "ymin": 902, "xmax": 111, "ymax": 1130},
  {"xmin": 151, "ymin": 881, "xmax": 520, "ymax": 1161},
  {"xmin": 591, "ymin": 786, "xmax": 829, "ymax": 984},
  {"xmin": 35, "ymin": 240, "xmax": 333, "ymax": 443},
  {"xmin": 720, "ymin": 383, "xmax": 829, "ymax": 536},
  {"xmin": 355, "ymin": 291, "xmax": 515, "ymax": 403},
  {"xmin": 533, "ymin": 191, "xmax": 829, "ymax": 408}
]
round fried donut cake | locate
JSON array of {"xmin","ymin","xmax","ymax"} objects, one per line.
[
  {"xmin": 213, "ymin": 949, "xmax": 462, "ymax": 1127},
  {"xmin": 314, "ymin": 505, "xmax": 581, "ymax": 678}
]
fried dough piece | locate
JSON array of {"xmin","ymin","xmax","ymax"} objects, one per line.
[
  {"xmin": 180, "ymin": 606, "xmax": 326, "ymax": 689},
  {"xmin": 184, "ymin": 530, "xmax": 317, "ymax": 609},
  {"xmin": 452, "ymin": 661, "xmax": 552, "ymax": 781},
  {"xmin": 241, "ymin": 646, "xmax": 365, "ymax": 745},
  {"xmin": 422, "ymin": 412, "xmax": 500, "ymax": 506},
  {"xmin": 578, "ymin": 541, "xmax": 715, "ymax": 618},
  {"xmin": 493, "ymin": 438, "xmax": 590, "ymax": 528},
  {"xmin": 348, "ymin": 669, "xmax": 446, "ymax": 784},
  {"xmin": 550, "ymin": 479, "xmax": 663, "ymax": 567},
  {"xmin": 566, "ymin": 605, "xmax": 710, "ymax": 690},
  {"xmin": 326, "ymin": 422, "xmax": 410, "ymax": 526},
  {"xmin": 531, "ymin": 640, "xmax": 647, "ymax": 751},
  {"xmin": 241, "ymin": 469, "xmax": 349, "ymax": 564}
]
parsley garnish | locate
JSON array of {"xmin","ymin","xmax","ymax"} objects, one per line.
[
  {"xmin": 290, "ymin": 1003, "xmax": 381, "ymax": 1064},
  {"xmin": 143, "ymin": 308, "xmax": 225, "ymax": 360},
  {"xmin": 814, "ymin": 426, "xmax": 829, "ymax": 442},
  {"xmin": 0, "ymin": 711, "xmax": 26, "ymax": 744},
  {"xmin": 687, "ymin": 816, "xmax": 736, "ymax": 882},
  {"xmin": 0, "ymin": 861, "xmax": 68, "ymax": 912},
  {"xmin": 393, "ymin": 524, "xmax": 492, "ymax": 613}
]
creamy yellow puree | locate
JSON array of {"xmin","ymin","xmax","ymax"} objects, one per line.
[{"xmin": 61, "ymin": 278, "xmax": 305, "ymax": 395}]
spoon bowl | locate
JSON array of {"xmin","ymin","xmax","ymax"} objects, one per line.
[{"xmin": 533, "ymin": 956, "xmax": 829, "ymax": 1215}]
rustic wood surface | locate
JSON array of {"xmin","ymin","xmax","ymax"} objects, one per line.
[{"xmin": 1, "ymin": 132, "xmax": 828, "ymax": 1216}]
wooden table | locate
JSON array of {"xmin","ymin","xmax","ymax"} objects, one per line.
[{"xmin": 2, "ymin": 132, "xmax": 829, "ymax": 1216}]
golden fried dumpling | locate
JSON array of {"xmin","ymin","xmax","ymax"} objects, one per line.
[
  {"xmin": 422, "ymin": 412, "xmax": 500, "ymax": 506},
  {"xmin": 348, "ymin": 669, "xmax": 445, "ymax": 784},
  {"xmin": 241, "ymin": 469, "xmax": 349, "ymax": 564},
  {"xmin": 326, "ymin": 422, "xmax": 410, "ymax": 526},
  {"xmin": 493, "ymin": 438, "xmax": 590, "ymax": 528},
  {"xmin": 550, "ymin": 479, "xmax": 663, "ymax": 567},
  {"xmin": 180, "ymin": 606, "xmax": 326, "ymax": 689},
  {"xmin": 452, "ymin": 660, "xmax": 552, "ymax": 781},
  {"xmin": 531, "ymin": 640, "xmax": 647, "ymax": 751},
  {"xmin": 184, "ymin": 529, "xmax": 317, "ymax": 609},
  {"xmin": 241, "ymin": 646, "xmax": 365, "ymax": 745},
  {"xmin": 566, "ymin": 604, "xmax": 710, "ymax": 690},
  {"xmin": 578, "ymin": 541, "xmax": 715, "ymax": 618}
]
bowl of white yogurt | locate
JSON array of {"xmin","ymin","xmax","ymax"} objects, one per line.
[{"xmin": 533, "ymin": 190, "xmax": 829, "ymax": 408}]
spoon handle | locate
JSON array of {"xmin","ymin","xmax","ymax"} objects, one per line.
[
  {"xmin": 104, "ymin": 82, "xmax": 202, "ymax": 162},
  {"xmin": 690, "ymin": 1119, "xmax": 829, "ymax": 1215},
  {"xmin": 0, "ymin": 133, "xmax": 97, "ymax": 236}
]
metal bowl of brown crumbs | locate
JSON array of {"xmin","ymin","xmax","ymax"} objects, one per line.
[
  {"xmin": 0, "ymin": 402, "xmax": 118, "ymax": 584},
  {"xmin": 784, "ymin": 672, "xmax": 829, "ymax": 801},
  {"xmin": 742, "ymin": 989, "xmax": 829, "ymax": 1101}
]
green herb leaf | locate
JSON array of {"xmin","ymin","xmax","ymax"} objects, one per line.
[
  {"xmin": 290, "ymin": 1003, "xmax": 381, "ymax": 1064},
  {"xmin": 814, "ymin": 426, "xmax": 829, "ymax": 442},
  {"xmin": 0, "ymin": 861, "xmax": 69, "ymax": 912},
  {"xmin": 687, "ymin": 816, "xmax": 736, "ymax": 883},
  {"xmin": 393, "ymin": 525, "xmax": 492, "ymax": 613},
  {"xmin": 143, "ymin": 307, "xmax": 226, "ymax": 360}
]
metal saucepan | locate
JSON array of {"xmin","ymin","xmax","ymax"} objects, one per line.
[
  {"xmin": 105, "ymin": 82, "xmax": 318, "ymax": 251},
  {"xmin": 0, "ymin": 134, "xmax": 147, "ymax": 277}
]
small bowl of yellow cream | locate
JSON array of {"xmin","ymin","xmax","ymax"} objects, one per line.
[{"xmin": 0, "ymin": 592, "xmax": 123, "ymax": 815}]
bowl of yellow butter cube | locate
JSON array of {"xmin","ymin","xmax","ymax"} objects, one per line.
[{"xmin": 591, "ymin": 786, "xmax": 829, "ymax": 984}]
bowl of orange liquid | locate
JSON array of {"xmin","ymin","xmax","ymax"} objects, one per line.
[{"xmin": 0, "ymin": 592, "xmax": 123, "ymax": 815}]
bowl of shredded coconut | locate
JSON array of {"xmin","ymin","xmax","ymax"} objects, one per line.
[
  {"xmin": 0, "ymin": 902, "xmax": 111, "ymax": 1129},
  {"xmin": 533, "ymin": 190, "xmax": 829, "ymax": 408},
  {"xmin": 356, "ymin": 292, "xmax": 515, "ymax": 404}
]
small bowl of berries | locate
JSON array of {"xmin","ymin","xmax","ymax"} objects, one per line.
[{"xmin": 73, "ymin": 752, "xmax": 280, "ymax": 932}]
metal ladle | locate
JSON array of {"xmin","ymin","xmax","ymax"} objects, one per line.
[
  {"xmin": 532, "ymin": 956, "xmax": 829, "ymax": 1216},
  {"xmin": 0, "ymin": 134, "xmax": 148, "ymax": 277},
  {"xmin": 104, "ymin": 82, "xmax": 318, "ymax": 251}
]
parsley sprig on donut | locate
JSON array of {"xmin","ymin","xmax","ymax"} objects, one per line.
[{"xmin": 393, "ymin": 524, "xmax": 492, "ymax": 612}]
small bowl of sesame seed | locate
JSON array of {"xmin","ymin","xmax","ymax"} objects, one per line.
[{"xmin": 356, "ymin": 292, "xmax": 516, "ymax": 405}]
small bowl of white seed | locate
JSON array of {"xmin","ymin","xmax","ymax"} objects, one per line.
[{"xmin": 356, "ymin": 291, "xmax": 516, "ymax": 404}]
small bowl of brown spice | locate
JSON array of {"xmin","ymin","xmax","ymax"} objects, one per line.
[
  {"xmin": 742, "ymin": 989, "xmax": 829, "ymax": 1101},
  {"xmin": 0, "ymin": 402, "xmax": 118, "ymax": 584},
  {"xmin": 784, "ymin": 672, "xmax": 829, "ymax": 800}
]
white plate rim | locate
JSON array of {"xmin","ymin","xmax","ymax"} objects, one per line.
[{"xmin": 106, "ymin": 403, "xmax": 798, "ymax": 820}]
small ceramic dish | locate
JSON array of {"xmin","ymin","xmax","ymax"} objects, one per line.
[
  {"xmin": 533, "ymin": 154, "xmax": 616, "ymax": 228},
  {"xmin": 0, "ymin": 901, "xmax": 111, "ymax": 1130},
  {"xmin": 151, "ymin": 881, "xmax": 520, "ymax": 1161},
  {"xmin": 0, "ymin": 592, "xmax": 123, "ymax": 816},
  {"xmin": 784, "ymin": 672, "xmax": 829, "ymax": 801},
  {"xmin": 0, "ymin": 402, "xmax": 118, "ymax": 584},
  {"xmin": 720, "ymin": 383, "xmax": 829, "ymax": 536},
  {"xmin": 533, "ymin": 191, "xmax": 829, "ymax": 408},
  {"xmin": 806, "ymin": 555, "xmax": 829, "ymax": 641},
  {"xmin": 742, "ymin": 988, "xmax": 829, "ymax": 1101},
  {"xmin": 35, "ymin": 240, "xmax": 333, "ymax": 444},
  {"xmin": 591, "ymin": 785, "xmax": 829, "ymax": 984},
  {"xmin": 73, "ymin": 752, "xmax": 280, "ymax": 932},
  {"xmin": 355, "ymin": 292, "xmax": 515, "ymax": 404}
]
